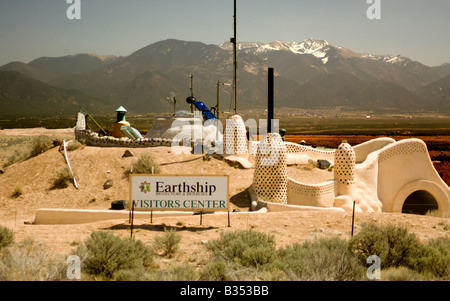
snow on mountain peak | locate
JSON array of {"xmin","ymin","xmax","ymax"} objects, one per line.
[
  {"xmin": 289, "ymin": 38, "xmax": 332, "ymax": 59},
  {"xmin": 361, "ymin": 53, "xmax": 411, "ymax": 66},
  {"xmin": 219, "ymin": 38, "xmax": 412, "ymax": 66},
  {"xmin": 219, "ymin": 38, "xmax": 335, "ymax": 63}
]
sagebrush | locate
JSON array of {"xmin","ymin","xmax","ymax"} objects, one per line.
[
  {"xmin": 350, "ymin": 222, "xmax": 422, "ymax": 268},
  {"xmin": 0, "ymin": 238, "xmax": 67, "ymax": 281},
  {"xmin": 0, "ymin": 225, "xmax": 14, "ymax": 250},
  {"xmin": 1, "ymin": 224, "xmax": 448, "ymax": 281},
  {"xmin": 206, "ymin": 229, "xmax": 277, "ymax": 268},
  {"xmin": 73, "ymin": 231, "xmax": 153, "ymax": 279},
  {"xmin": 276, "ymin": 237, "xmax": 364, "ymax": 280},
  {"xmin": 153, "ymin": 228, "xmax": 182, "ymax": 257}
]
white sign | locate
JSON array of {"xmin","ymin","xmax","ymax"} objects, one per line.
[{"xmin": 130, "ymin": 175, "xmax": 229, "ymax": 211}]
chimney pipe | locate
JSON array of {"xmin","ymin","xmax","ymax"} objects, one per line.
[{"xmin": 268, "ymin": 67, "xmax": 274, "ymax": 133}]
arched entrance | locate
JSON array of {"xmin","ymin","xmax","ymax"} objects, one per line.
[
  {"xmin": 401, "ymin": 190, "xmax": 439, "ymax": 215},
  {"xmin": 391, "ymin": 180, "xmax": 449, "ymax": 215}
]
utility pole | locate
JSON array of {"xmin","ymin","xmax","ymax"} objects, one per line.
[
  {"xmin": 189, "ymin": 74, "xmax": 194, "ymax": 113},
  {"xmin": 217, "ymin": 80, "xmax": 222, "ymax": 120},
  {"xmin": 217, "ymin": 80, "xmax": 231, "ymax": 120},
  {"xmin": 189, "ymin": 74, "xmax": 194, "ymax": 98}
]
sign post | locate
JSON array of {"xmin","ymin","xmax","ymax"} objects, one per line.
[{"xmin": 351, "ymin": 200, "xmax": 356, "ymax": 237}]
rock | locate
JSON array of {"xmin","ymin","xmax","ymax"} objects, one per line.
[
  {"xmin": 122, "ymin": 150, "xmax": 134, "ymax": 158},
  {"xmin": 317, "ymin": 159, "xmax": 331, "ymax": 169},
  {"xmin": 103, "ymin": 180, "xmax": 113, "ymax": 190}
]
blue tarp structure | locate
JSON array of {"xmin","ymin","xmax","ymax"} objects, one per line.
[{"xmin": 192, "ymin": 101, "xmax": 217, "ymax": 120}]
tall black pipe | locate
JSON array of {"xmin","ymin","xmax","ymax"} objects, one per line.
[
  {"xmin": 232, "ymin": 0, "xmax": 237, "ymax": 114},
  {"xmin": 268, "ymin": 67, "xmax": 274, "ymax": 133}
]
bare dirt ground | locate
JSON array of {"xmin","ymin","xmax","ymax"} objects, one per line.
[{"xmin": 0, "ymin": 128, "xmax": 449, "ymax": 266}]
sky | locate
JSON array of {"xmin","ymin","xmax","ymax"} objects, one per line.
[{"xmin": 0, "ymin": 0, "xmax": 449, "ymax": 67}]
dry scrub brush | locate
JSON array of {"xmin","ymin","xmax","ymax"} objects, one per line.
[
  {"xmin": 0, "ymin": 238, "xmax": 67, "ymax": 281},
  {"xmin": 66, "ymin": 140, "xmax": 85, "ymax": 151},
  {"xmin": 203, "ymin": 226, "xmax": 449, "ymax": 281},
  {"xmin": 152, "ymin": 228, "xmax": 182, "ymax": 258},
  {"xmin": 276, "ymin": 237, "xmax": 364, "ymax": 281},
  {"xmin": 124, "ymin": 152, "xmax": 160, "ymax": 176},
  {"xmin": 350, "ymin": 222, "xmax": 450, "ymax": 280},
  {"xmin": 1, "ymin": 223, "xmax": 448, "ymax": 281},
  {"xmin": 72, "ymin": 231, "xmax": 153, "ymax": 280},
  {"xmin": 51, "ymin": 166, "xmax": 75, "ymax": 189},
  {"xmin": 3, "ymin": 135, "xmax": 55, "ymax": 168},
  {"xmin": 206, "ymin": 229, "xmax": 277, "ymax": 268},
  {"xmin": 11, "ymin": 184, "xmax": 23, "ymax": 198},
  {"xmin": 0, "ymin": 225, "xmax": 14, "ymax": 250}
]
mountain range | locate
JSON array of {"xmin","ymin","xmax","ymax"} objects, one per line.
[{"xmin": 1, "ymin": 38, "xmax": 449, "ymax": 117}]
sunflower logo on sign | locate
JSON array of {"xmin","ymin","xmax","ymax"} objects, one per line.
[{"xmin": 139, "ymin": 181, "xmax": 150, "ymax": 193}]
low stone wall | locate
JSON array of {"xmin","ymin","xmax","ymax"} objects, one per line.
[{"xmin": 75, "ymin": 129, "xmax": 175, "ymax": 148}]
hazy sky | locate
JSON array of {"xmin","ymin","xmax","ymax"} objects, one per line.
[{"xmin": 0, "ymin": 0, "xmax": 449, "ymax": 67}]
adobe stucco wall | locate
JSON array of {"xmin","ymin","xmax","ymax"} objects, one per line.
[
  {"xmin": 376, "ymin": 139, "xmax": 450, "ymax": 213},
  {"xmin": 253, "ymin": 135, "xmax": 450, "ymax": 215},
  {"xmin": 287, "ymin": 178, "xmax": 336, "ymax": 207},
  {"xmin": 253, "ymin": 133, "xmax": 288, "ymax": 204},
  {"xmin": 34, "ymin": 208, "xmax": 193, "ymax": 224}
]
